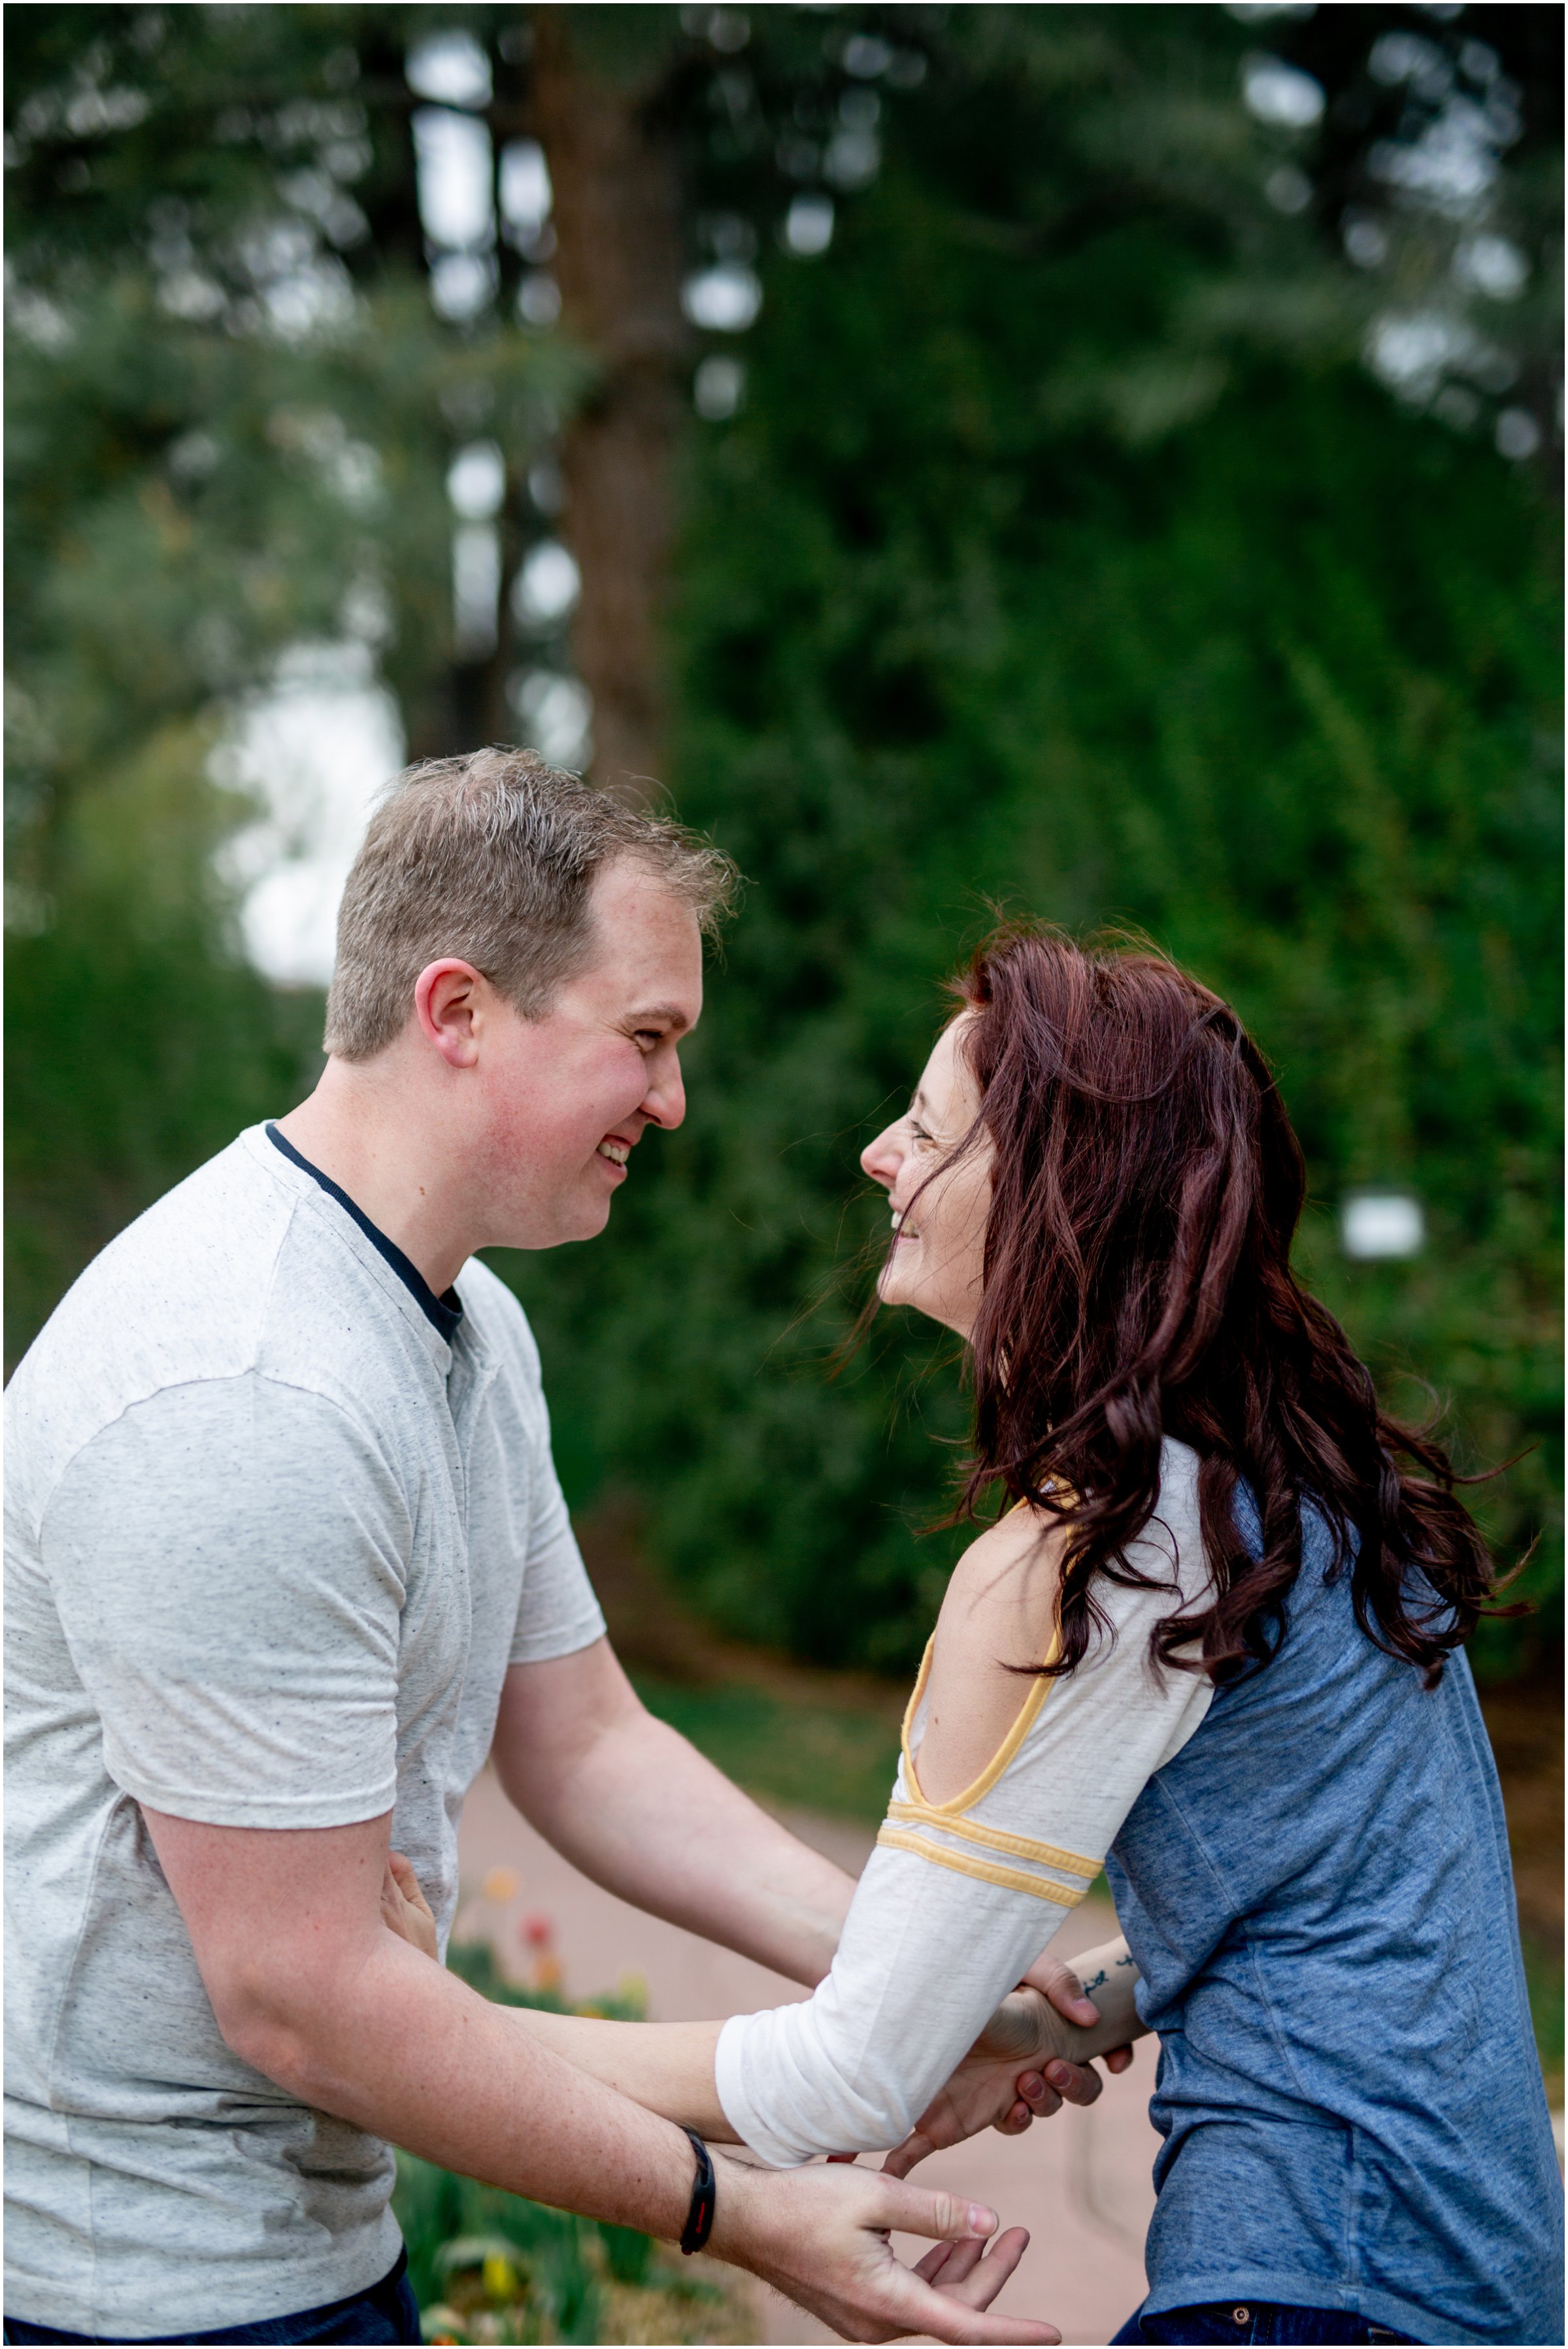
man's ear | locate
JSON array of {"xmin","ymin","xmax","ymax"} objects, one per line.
[{"xmin": 414, "ymin": 960, "xmax": 485, "ymax": 1069}]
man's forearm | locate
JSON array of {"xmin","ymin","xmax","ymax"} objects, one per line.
[
  {"xmin": 497, "ymin": 1706, "xmax": 856, "ymax": 1986},
  {"xmin": 489, "ymin": 1941, "xmax": 1146, "ymax": 2148},
  {"xmin": 237, "ymin": 1928, "xmax": 704, "ymax": 2239},
  {"xmin": 142, "ymin": 1806, "xmax": 1058, "ymax": 2345}
]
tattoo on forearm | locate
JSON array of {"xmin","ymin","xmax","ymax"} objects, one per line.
[
  {"xmin": 1080, "ymin": 1968, "xmax": 1107, "ymax": 1994},
  {"xmin": 1115, "ymin": 1953, "xmax": 1135, "ymax": 1969}
]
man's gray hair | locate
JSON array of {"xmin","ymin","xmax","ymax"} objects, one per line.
[{"xmin": 324, "ymin": 748, "xmax": 738, "ymax": 1061}]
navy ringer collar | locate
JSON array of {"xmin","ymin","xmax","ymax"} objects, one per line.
[{"xmin": 266, "ymin": 1123, "xmax": 463, "ymax": 1344}]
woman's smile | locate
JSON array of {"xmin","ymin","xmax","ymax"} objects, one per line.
[{"xmin": 862, "ymin": 1014, "xmax": 992, "ymax": 1335}]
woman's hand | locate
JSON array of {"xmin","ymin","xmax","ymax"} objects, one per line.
[
  {"xmin": 380, "ymin": 1849, "xmax": 439, "ymax": 1961},
  {"xmin": 880, "ymin": 1942, "xmax": 1144, "ymax": 2178},
  {"xmin": 879, "ymin": 1988, "xmax": 1076, "ymax": 2178}
]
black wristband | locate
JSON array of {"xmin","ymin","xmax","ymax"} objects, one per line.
[{"xmin": 678, "ymin": 2127, "xmax": 716, "ymax": 2256}]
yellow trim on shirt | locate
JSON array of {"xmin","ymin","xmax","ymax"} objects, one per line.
[
  {"xmin": 876, "ymin": 1825, "xmax": 1088, "ymax": 1907},
  {"xmin": 899, "ymin": 1625, "xmax": 1063, "ymax": 1816},
  {"xmin": 884, "ymin": 1801, "xmax": 1098, "ymax": 1880}
]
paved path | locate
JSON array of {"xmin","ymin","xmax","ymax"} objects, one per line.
[{"xmin": 458, "ymin": 1769, "xmax": 1158, "ymax": 2346}]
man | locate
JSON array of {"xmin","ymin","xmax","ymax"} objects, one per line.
[{"xmin": 5, "ymin": 752, "xmax": 1104, "ymax": 2347}]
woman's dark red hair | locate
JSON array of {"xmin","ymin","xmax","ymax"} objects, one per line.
[{"xmin": 916, "ymin": 925, "xmax": 1510, "ymax": 1686}]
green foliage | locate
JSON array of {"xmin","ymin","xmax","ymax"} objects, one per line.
[
  {"xmin": 393, "ymin": 2150, "xmax": 605, "ymax": 2342},
  {"xmin": 5, "ymin": 891, "xmax": 325, "ymax": 1370},
  {"xmin": 633, "ymin": 1676, "xmax": 902, "ymax": 1822},
  {"xmin": 7, "ymin": 5, "xmax": 1561, "ymax": 1682},
  {"xmin": 393, "ymin": 2144, "xmax": 743, "ymax": 2345},
  {"xmin": 510, "ymin": 54, "xmax": 1562, "ymax": 1680},
  {"xmin": 443, "ymin": 1937, "xmax": 647, "ymax": 2022}
]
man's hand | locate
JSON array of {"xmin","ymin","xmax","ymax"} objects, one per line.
[
  {"xmin": 712, "ymin": 2155, "xmax": 1059, "ymax": 2345},
  {"xmin": 142, "ymin": 1807, "xmax": 1062, "ymax": 2339},
  {"xmin": 1018, "ymin": 1947, "xmax": 1135, "ymax": 2099},
  {"xmin": 881, "ymin": 1989, "xmax": 1076, "ymax": 2178},
  {"xmin": 882, "ymin": 1937, "xmax": 1146, "ymax": 2180}
]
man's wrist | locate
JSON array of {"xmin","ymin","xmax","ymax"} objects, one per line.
[
  {"xmin": 678, "ymin": 2128, "xmax": 717, "ymax": 2254},
  {"xmin": 703, "ymin": 2147, "xmax": 768, "ymax": 2270}
]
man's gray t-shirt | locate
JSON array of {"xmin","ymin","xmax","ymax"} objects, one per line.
[{"xmin": 4, "ymin": 1125, "xmax": 606, "ymax": 2338}]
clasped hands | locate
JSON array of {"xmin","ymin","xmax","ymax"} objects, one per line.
[
  {"xmin": 381, "ymin": 1850, "xmax": 1137, "ymax": 2178},
  {"xmin": 876, "ymin": 1950, "xmax": 1139, "ymax": 2179}
]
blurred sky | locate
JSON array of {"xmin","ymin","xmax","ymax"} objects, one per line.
[{"xmin": 212, "ymin": 642, "xmax": 403, "ymax": 986}]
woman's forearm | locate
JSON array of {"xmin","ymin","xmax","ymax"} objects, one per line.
[
  {"xmin": 973, "ymin": 1936, "xmax": 1146, "ymax": 2081},
  {"xmin": 501, "ymin": 2007, "xmax": 740, "ymax": 2141},
  {"xmin": 1058, "ymin": 1935, "xmax": 1146, "ymax": 2052},
  {"xmin": 495, "ymin": 1938, "xmax": 1144, "ymax": 2154}
]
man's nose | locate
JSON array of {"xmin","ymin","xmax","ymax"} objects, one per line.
[{"xmin": 642, "ymin": 1050, "xmax": 686, "ymax": 1131}]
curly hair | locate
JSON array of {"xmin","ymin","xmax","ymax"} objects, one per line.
[{"xmin": 897, "ymin": 925, "xmax": 1514, "ymax": 1688}]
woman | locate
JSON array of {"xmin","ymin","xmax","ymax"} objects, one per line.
[{"xmin": 394, "ymin": 930, "xmax": 1561, "ymax": 2346}]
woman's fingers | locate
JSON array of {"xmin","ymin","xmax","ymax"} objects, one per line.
[
  {"xmin": 381, "ymin": 1850, "xmax": 439, "ymax": 1959},
  {"xmin": 880, "ymin": 2129, "xmax": 935, "ymax": 2179},
  {"xmin": 992, "ymin": 2099, "xmax": 1033, "ymax": 2136},
  {"xmin": 1043, "ymin": 2057, "xmax": 1103, "ymax": 2108},
  {"xmin": 386, "ymin": 1848, "xmax": 433, "ymax": 1917},
  {"xmin": 1016, "ymin": 2056, "xmax": 1105, "ymax": 2112},
  {"xmin": 914, "ymin": 2238, "xmax": 965, "ymax": 2285},
  {"xmin": 1104, "ymin": 2044, "xmax": 1134, "ymax": 2074},
  {"xmin": 1017, "ymin": 2072, "xmax": 1062, "ymax": 2118},
  {"xmin": 941, "ymin": 2225, "xmax": 1031, "ymax": 2310}
]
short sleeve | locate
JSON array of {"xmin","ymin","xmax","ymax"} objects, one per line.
[
  {"xmin": 507, "ymin": 1420, "xmax": 605, "ymax": 1667},
  {"xmin": 40, "ymin": 1375, "xmax": 412, "ymax": 1830}
]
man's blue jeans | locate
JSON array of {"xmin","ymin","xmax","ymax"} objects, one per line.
[
  {"xmin": 1, "ymin": 2250, "xmax": 420, "ymax": 2346},
  {"xmin": 1113, "ymin": 2304, "xmax": 1417, "ymax": 2344}
]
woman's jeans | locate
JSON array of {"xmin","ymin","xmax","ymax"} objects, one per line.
[
  {"xmin": 1113, "ymin": 2303, "xmax": 1417, "ymax": 2345},
  {"xmin": 1, "ymin": 2250, "xmax": 420, "ymax": 2346}
]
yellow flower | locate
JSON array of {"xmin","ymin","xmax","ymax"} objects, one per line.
[{"xmin": 482, "ymin": 2251, "xmax": 519, "ymax": 2302}]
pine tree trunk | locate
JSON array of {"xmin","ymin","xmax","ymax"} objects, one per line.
[{"xmin": 529, "ymin": 10, "xmax": 687, "ymax": 801}]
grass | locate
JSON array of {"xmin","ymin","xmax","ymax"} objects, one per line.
[
  {"xmin": 393, "ymin": 2150, "xmax": 755, "ymax": 2346},
  {"xmin": 631, "ymin": 1673, "xmax": 902, "ymax": 1824}
]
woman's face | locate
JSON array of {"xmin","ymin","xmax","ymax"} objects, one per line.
[{"xmin": 861, "ymin": 1014, "xmax": 993, "ymax": 1339}]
